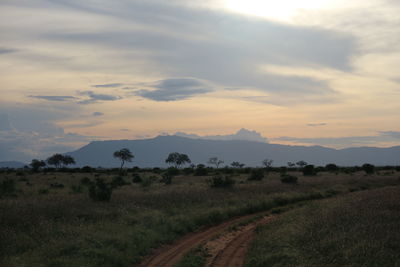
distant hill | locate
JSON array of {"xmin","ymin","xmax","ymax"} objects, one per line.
[
  {"xmin": 66, "ymin": 135, "xmax": 400, "ymax": 167},
  {"xmin": 0, "ymin": 161, "xmax": 26, "ymax": 168}
]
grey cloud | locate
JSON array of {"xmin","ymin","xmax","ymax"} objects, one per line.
[
  {"xmin": 307, "ymin": 123, "xmax": 327, "ymax": 127},
  {"xmin": 175, "ymin": 128, "xmax": 268, "ymax": 143},
  {"xmin": 0, "ymin": 47, "xmax": 17, "ymax": 54},
  {"xmin": 92, "ymin": 83, "xmax": 123, "ymax": 88},
  {"xmin": 135, "ymin": 78, "xmax": 213, "ymax": 101},
  {"xmin": 77, "ymin": 90, "xmax": 121, "ymax": 104},
  {"xmin": 29, "ymin": 95, "xmax": 77, "ymax": 101},
  {"xmin": 273, "ymin": 131, "xmax": 400, "ymax": 147},
  {"xmin": 36, "ymin": 0, "xmax": 356, "ymax": 95},
  {"xmin": 92, "ymin": 111, "xmax": 104, "ymax": 116}
]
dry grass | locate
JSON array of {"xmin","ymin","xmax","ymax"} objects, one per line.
[{"xmin": 0, "ymin": 169, "xmax": 399, "ymax": 266}]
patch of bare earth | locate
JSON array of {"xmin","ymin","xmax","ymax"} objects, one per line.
[
  {"xmin": 139, "ymin": 213, "xmax": 274, "ymax": 267},
  {"xmin": 205, "ymin": 216, "xmax": 274, "ymax": 267}
]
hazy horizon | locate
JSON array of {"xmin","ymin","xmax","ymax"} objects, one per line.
[{"xmin": 1, "ymin": 0, "xmax": 400, "ymax": 162}]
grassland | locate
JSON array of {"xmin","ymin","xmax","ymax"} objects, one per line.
[
  {"xmin": 245, "ymin": 186, "xmax": 400, "ymax": 266},
  {"xmin": 0, "ymin": 168, "xmax": 399, "ymax": 266}
]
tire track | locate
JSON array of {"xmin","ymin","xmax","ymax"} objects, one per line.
[{"xmin": 138, "ymin": 212, "xmax": 268, "ymax": 267}]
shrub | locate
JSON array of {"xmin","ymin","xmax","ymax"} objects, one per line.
[
  {"xmin": 248, "ymin": 169, "xmax": 264, "ymax": 181},
  {"xmin": 0, "ymin": 178, "xmax": 17, "ymax": 197},
  {"xmin": 303, "ymin": 165, "xmax": 316, "ymax": 176},
  {"xmin": 325, "ymin": 163, "xmax": 339, "ymax": 172},
  {"xmin": 70, "ymin": 184, "xmax": 83, "ymax": 193},
  {"xmin": 50, "ymin": 183, "xmax": 64, "ymax": 188},
  {"xmin": 38, "ymin": 188, "xmax": 49, "ymax": 195},
  {"xmin": 280, "ymin": 174, "xmax": 298, "ymax": 184},
  {"xmin": 208, "ymin": 175, "xmax": 235, "ymax": 188},
  {"xmin": 81, "ymin": 166, "xmax": 93, "ymax": 173},
  {"xmin": 80, "ymin": 177, "xmax": 92, "ymax": 185},
  {"xmin": 132, "ymin": 173, "xmax": 142, "ymax": 183},
  {"xmin": 89, "ymin": 178, "xmax": 112, "ymax": 201},
  {"xmin": 362, "ymin": 163, "xmax": 375, "ymax": 174},
  {"xmin": 194, "ymin": 165, "xmax": 208, "ymax": 176},
  {"xmin": 166, "ymin": 167, "xmax": 180, "ymax": 176},
  {"xmin": 161, "ymin": 173, "xmax": 173, "ymax": 185},
  {"xmin": 140, "ymin": 176, "xmax": 157, "ymax": 188},
  {"xmin": 111, "ymin": 176, "xmax": 130, "ymax": 188}
]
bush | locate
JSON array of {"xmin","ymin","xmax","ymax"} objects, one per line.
[
  {"xmin": 303, "ymin": 165, "xmax": 316, "ymax": 176},
  {"xmin": 70, "ymin": 184, "xmax": 83, "ymax": 193},
  {"xmin": 325, "ymin": 163, "xmax": 339, "ymax": 172},
  {"xmin": 362, "ymin": 163, "xmax": 375, "ymax": 174},
  {"xmin": 141, "ymin": 176, "xmax": 157, "ymax": 188},
  {"xmin": 248, "ymin": 169, "xmax": 264, "ymax": 181},
  {"xmin": 0, "ymin": 178, "xmax": 17, "ymax": 197},
  {"xmin": 111, "ymin": 176, "xmax": 130, "ymax": 188},
  {"xmin": 80, "ymin": 177, "xmax": 92, "ymax": 185},
  {"xmin": 81, "ymin": 166, "xmax": 94, "ymax": 173},
  {"xmin": 89, "ymin": 178, "xmax": 112, "ymax": 201},
  {"xmin": 208, "ymin": 175, "xmax": 235, "ymax": 188},
  {"xmin": 132, "ymin": 173, "xmax": 142, "ymax": 183},
  {"xmin": 194, "ymin": 165, "xmax": 208, "ymax": 176},
  {"xmin": 166, "ymin": 167, "xmax": 180, "ymax": 176},
  {"xmin": 161, "ymin": 173, "xmax": 173, "ymax": 185},
  {"xmin": 280, "ymin": 174, "xmax": 298, "ymax": 184},
  {"xmin": 50, "ymin": 182, "xmax": 64, "ymax": 189}
]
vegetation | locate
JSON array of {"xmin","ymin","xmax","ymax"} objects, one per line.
[
  {"xmin": 0, "ymin": 167, "xmax": 399, "ymax": 266},
  {"xmin": 113, "ymin": 148, "xmax": 134, "ymax": 171},
  {"xmin": 245, "ymin": 186, "xmax": 400, "ymax": 266},
  {"xmin": 165, "ymin": 152, "xmax": 191, "ymax": 168},
  {"xmin": 207, "ymin": 157, "xmax": 224, "ymax": 168}
]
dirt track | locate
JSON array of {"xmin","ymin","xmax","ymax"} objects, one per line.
[{"xmin": 139, "ymin": 213, "xmax": 273, "ymax": 267}]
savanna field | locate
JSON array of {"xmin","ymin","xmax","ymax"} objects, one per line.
[{"xmin": 1, "ymin": 166, "xmax": 399, "ymax": 266}]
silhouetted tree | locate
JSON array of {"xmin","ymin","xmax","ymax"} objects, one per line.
[
  {"xmin": 30, "ymin": 159, "xmax": 46, "ymax": 172},
  {"xmin": 231, "ymin": 161, "xmax": 245, "ymax": 168},
  {"xmin": 287, "ymin": 162, "xmax": 296, "ymax": 168},
  {"xmin": 325, "ymin": 163, "xmax": 339, "ymax": 172},
  {"xmin": 362, "ymin": 163, "xmax": 375, "ymax": 174},
  {"xmin": 208, "ymin": 157, "xmax": 224, "ymax": 168},
  {"xmin": 296, "ymin": 160, "xmax": 308, "ymax": 168},
  {"xmin": 61, "ymin": 155, "xmax": 76, "ymax": 167},
  {"xmin": 113, "ymin": 148, "xmax": 134, "ymax": 171},
  {"xmin": 46, "ymin": 154, "xmax": 64, "ymax": 168},
  {"xmin": 165, "ymin": 152, "xmax": 191, "ymax": 168}
]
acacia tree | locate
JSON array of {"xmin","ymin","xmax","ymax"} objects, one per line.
[
  {"xmin": 30, "ymin": 159, "xmax": 46, "ymax": 172},
  {"xmin": 231, "ymin": 161, "xmax": 245, "ymax": 168},
  {"xmin": 207, "ymin": 157, "xmax": 224, "ymax": 168},
  {"xmin": 46, "ymin": 154, "xmax": 64, "ymax": 168},
  {"xmin": 262, "ymin": 158, "xmax": 274, "ymax": 175},
  {"xmin": 46, "ymin": 154, "xmax": 76, "ymax": 169},
  {"xmin": 165, "ymin": 152, "xmax": 191, "ymax": 168},
  {"xmin": 296, "ymin": 160, "xmax": 308, "ymax": 168},
  {"xmin": 61, "ymin": 155, "xmax": 76, "ymax": 167},
  {"xmin": 113, "ymin": 148, "xmax": 134, "ymax": 171}
]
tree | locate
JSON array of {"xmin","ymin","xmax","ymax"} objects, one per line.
[
  {"xmin": 113, "ymin": 148, "xmax": 134, "ymax": 171},
  {"xmin": 46, "ymin": 154, "xmax": 64, "ymax": 168},
  {"xmin": 287, "ymin": 162, "xmax": 296, "ymax": 168},
  {"xmin": 61, "ymin": 155, "xmax": 75, "ymax": 167},
  {"xmin": 325, "ymin": 163, "xmax": 339, "ymax": 172},
  {"xmin": 362, "ymin": 163, "xmax": 375, "ymax": 174},
  {"xmin": 231, "ymin": 161, "xmax": 245, "ymax": 168},
  {"xmin": 262, "ymin": 158, "xmax": 273, "ymax": 168},
  {"xmin": 207, "ymin": 157, "xmax": 224, "ymax": 168},
  {"xmin": 296, "ymin": 160, "xmax": 308, "ymax": 168},
  {"xmin": 165, "ymin": 152, "xmax": 191, "ymax": 168},
  {"xmin": 30, "ymin": 159, "xmax": 46, "ymax": 172}
]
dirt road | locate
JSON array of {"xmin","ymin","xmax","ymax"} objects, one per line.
[{"xmin": 139, "ymin": 213, "xmax": 273, "ymax": 267}]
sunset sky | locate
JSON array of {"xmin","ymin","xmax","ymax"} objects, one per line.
[{"xmin": 1, "ymin": 0, "xmax": 400, "ymax": 161}]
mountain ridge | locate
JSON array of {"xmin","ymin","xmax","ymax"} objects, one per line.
[{"xmin": 66, "ymin": 135, "xmax": 400, "ymax": 167}]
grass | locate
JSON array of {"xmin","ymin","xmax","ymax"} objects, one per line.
[
  {"xmin": 174, "ymin": 245, "xmax": 209, "ymax": 267},
  {"xmin": 0, "ymin": 169, "xmax": 399, "ymax": 266},
  {"xmin": 245, "ymin": 186, "xmax": 400, "ymax": 266}
]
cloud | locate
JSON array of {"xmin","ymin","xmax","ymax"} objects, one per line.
[
  {"xmin": 273, "ymin": 131, "xmax": 400, "ymax": 147},
  {"xmin": 29, "ymin": 95, "xmax": 77, "ymax": 101},
  {"xmin": 92, "ymin": 83, "xmax": 123, "ymax": 88},
  {"xmin": 135, "ymin": 78, "xmax": 214, "ymax": 101},
  {"xmin": 307, "ymin": 123, "xmax": 327, "ymax": 127},
  {"xmin": 0, "ymin": 47, "xmax": 17, "ymax": 55},
  {"xmin": 77, "ymin": 90, "xmax": 121, "ymax": 104},
  {"xmin": 175, "ymin": 128, "xmax": 268, "ymax": 143},
  {"xmin": 92, "ymin": 111, "xmax": 104, "ymax": 116}
]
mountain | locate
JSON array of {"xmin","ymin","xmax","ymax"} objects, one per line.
[
  {"xmin": 0, "ymin": 161, "xmax": 27, "ymax": 168},
  {"xmin": 66, "ymin": 135, "xmax": 400, "ymax": 167}
]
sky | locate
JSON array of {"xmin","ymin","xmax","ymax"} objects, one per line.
[{"xmin": 1, "ymin": 0, "xmax": 400, "ymax": 162}]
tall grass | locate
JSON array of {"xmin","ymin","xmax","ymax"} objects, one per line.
[
  {"xmin": 245, "ymin": 186, "xmax": 400, "ymax": 266},
  {"xmin": 0, "ymin": 170, "xmax": 399, "ymax": 266}
]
